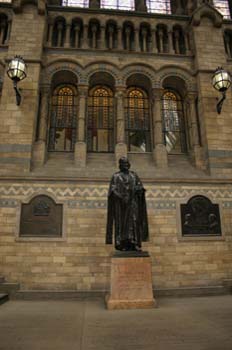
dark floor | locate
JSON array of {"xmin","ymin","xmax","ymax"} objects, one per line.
[{"xmin": 0, "ymin": 295, "xmax": 232, "ymax": 350}]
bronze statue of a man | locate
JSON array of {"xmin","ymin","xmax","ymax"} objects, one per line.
[{"xmin": 106, "ymin": 157, "xmax": 149, "ymax": 251}]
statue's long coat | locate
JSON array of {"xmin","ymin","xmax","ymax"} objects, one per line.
[{"xmin": 106, "ymin": 170, "xmax": 149, "ymax": 249}]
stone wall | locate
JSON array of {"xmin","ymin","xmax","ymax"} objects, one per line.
[{"xmin": 0, "ymin": 181, "xmax": 231, "ymax": 291}]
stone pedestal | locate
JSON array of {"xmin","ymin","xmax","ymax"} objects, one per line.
[{"xmin": 106, "ymin": 251, "xmax": 156, "ymax": 310}]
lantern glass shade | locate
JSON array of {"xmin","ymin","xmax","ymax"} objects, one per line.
[
  {"xmin": 212, "ymin": 68, "xmax": 231, "ymax": 93},
  {"xmin": 7, "ymin": 56, "xmax": 27, "ymax": 82}
]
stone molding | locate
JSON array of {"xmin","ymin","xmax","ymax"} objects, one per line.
[{"xmin": 41, "ymin": 60, "xmax": 197, "ymax": 91}]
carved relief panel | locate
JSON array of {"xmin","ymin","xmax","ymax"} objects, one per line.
[
  {"xmin": 181, "ymin": 195, "xmax": 221, "ymax": 236},
  {"xmin": 20, "ymin": 195, "xmax": 62, "ymax": 237}
]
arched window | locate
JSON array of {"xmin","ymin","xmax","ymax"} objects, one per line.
[
  {"xmin": 147, "ymin": 0, "xmax": 171, "ymax": 14},
  {"xmin": 213, "ymin": 0, "xmax": 231, "ymax": 18},
  {"xmin": 162, "ymin": 90, "xmax": 186, "ymax": 153},
  {"xmin": 87, "ymin": 86, "xmax": 114, "ymax": 152},
  {"xmin": 48, "ymin": 85, "xmax": 77, "ymax": 152},
  {"xmin": 62, "ymin": 0, "xmax": 89, "ymax": 7},
  {"xmin": 101, "ymin": 0, "xmax": 134, "ymax": 11},
  {"xmin": 125, "ymin": 87, "xmax": 151, "ymax": 152}
]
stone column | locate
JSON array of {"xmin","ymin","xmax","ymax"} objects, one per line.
[
  {"xmin": 175, "ymin": 0, "xmax": 184, "ymax": 14},
  {"xmin": 141, "ymin": 27, "xmax": 147, "ymax": 52},
  {"xmin": 224, "ymin": 34, "xmax": 231, "ymax": 58},
  {"xmin": 125, "ymin": 27, "xmax": 131, "ymax": 50},
  {"xmin": 57, "ymin": 22, "xmax": 63, "ymax": 47},
  {"xmin": 5, "ymin": 20, "xmax": 11, "ymax": 44},
  {"xmin": 158, "ymin": 29, "xmax": 164, "ymax": 53},
  {"xmin": 82, "ymin": 23, "xmax": 89, "ymax": 49},
  {"xmin": 135, "ymin": 0, "xmax": 147, "ymax": 12},
  {"xmin": 134, "ymin": 27, "xmax": 140, "ymax": 51},
  {"xmin": 89, "ymin": 0, "xmax": 100, "ymax": 8},
  {"xmin": 108, "ymin": 25, "xmax": 114, "ymax": 49},
  {"xmin": 151, "ymin": 29, "xmax": 158, "ymax": 53},
  {"xmin": 0, "ymin": 22, "xmax": 6, "ymax": 45},
  {"xmin": 117, "ymin": 26, "xmax": 123, "ymax": 50},
  {"xmin": 184, "ymin": 31, "xmax": 190, "ymax": 55},
  {"xmin": 174, "ymin": 29, "xmax": 180, "ymax": 54},
  {"xmin": 33, "ymin": 85, "xmax": 50, "ymax": 166},
  {"xmin": 100, "ymin": 25, "xmax": 105, "ymax": 49},
  {"xmin": 64, "ymin": 22, "xmax": 71, "ymax": 48},
  {"xmin": 168, "ymin": 28, "xmax": 174, "ymax": 54},
  {"xmin": 48, "ymin": 20, "xmax": 53, "ymax": 46},
  {"xmin": 75, "ymin": 85, "xmax": 88, "ymax": 167},
  {"xmin": 187, "ymin": 92, "xmax": 204, "ymax": 169},
  {"xmin": 92, "ymin": 24, "xmax": 97, "ymax": 49},
  {"xmin": 152, "ymin": 88, "xmax": 168, "ymax": 167},
  {"xmin": 115, "ymin": 86, "xmax": 127, "ymax": 164},
  {"xmin": 74, "ymin": 24, "xmax": 80, "ymax": 48}
]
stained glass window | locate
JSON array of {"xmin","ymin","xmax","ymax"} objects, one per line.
[
  {"xmin": 147, "ymin": 0, "xmax": 171, "ymax": 14},
  {"xmin": 162, "ymin": 91, "xmax": 186, "ymax": 153},
  {"xmin": 101, "ymin": 0, "xmax": 134, "ymax": 11},
  {"xmin": 125, "ymin": 87, "xmax": 151, "ymax": 152},
  {"xmin": 213, "ymin": 0, "xmax": 231, "ymax": 18},
  {"xmin": 48, "ymin": 85, "xmax": 77, "ymax": 152},
  {"xmin": 62, "ymin": 0, "xmax": 89, "ymax": 7},
  {"xmin": 87, "ymin": 86, "xmax": 114, "ymax": 152}
]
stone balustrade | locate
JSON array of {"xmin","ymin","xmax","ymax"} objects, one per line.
[{"xmin": 45, "ymin": 11, "xmax": 191, "ymax": 55}]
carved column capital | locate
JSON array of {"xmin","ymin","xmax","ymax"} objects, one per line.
[
  {"xmin": 115, "ymin": 86, "xmax": 126, "ymax": 99},
  {"xmin": 78, "ymin": 85, "xmax": 88, "ymax": 98},
  {"xmin": 186, "ymin": 92, "xmax": 197, "ymax": 103},
  {"xmin": 152, "ymin": 88, "xmax": 163, "ymax": 102}
]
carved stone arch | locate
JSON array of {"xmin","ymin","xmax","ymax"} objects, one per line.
[
  {"xmin": 155, "ymin": 66, "xmax": 196, "ymax": 92},
  {"xmin": 84, "ymin": 62, "xmax": 121, "ymax": 86},
  {"xmin": 21, "ymin": 189, "xmax": 63, "ymax": 206},
  {"xmin": 41, "ymin": 60, "xmax": 84, "ymax": 85},
  {"xmin": 121, "ymin": 64, "xmax": 156, "ymax": 88},
  {"xmin": 191, "ymin": 3, "xmax": 223, "ymax": 27}
]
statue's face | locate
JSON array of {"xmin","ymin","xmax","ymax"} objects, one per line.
[{"xmin": 119, "ymin": 159, "xmax": 130, "ymax": 172}]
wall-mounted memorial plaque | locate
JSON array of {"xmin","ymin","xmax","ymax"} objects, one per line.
[
  {"xmin": 20, "ymin": 195, "xmax": 62, "ymax": 237},
  {"xmin": 181, "ymin": 195, "xmax": 221, "ymax": 236}
]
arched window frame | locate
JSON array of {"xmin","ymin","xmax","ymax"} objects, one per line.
[
  {"xmin": 87, "ymin": 85, "xmax": 115, "ymax": 153},
  {"xmin": 146, "ymin": 0, "xmax": 171, "ymax": 14},
  {"xmin": 48, "ymin": 84, "xmax": 78, "ymax": 152},
  {"xmin": 125, "ymin": 86, "xmax": 152, "ymax": 153},
  {"xmin": 162, "ymin": 89, "xmax": 187, "ymax": 154},
  {"xmin": 101, "ymin": 0, "xmax": 135, "ymax": 11}
]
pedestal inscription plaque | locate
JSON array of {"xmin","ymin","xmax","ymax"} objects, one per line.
[{"xmin": 106, "ymin": 253, "xmax": 156, "ymax": 310}]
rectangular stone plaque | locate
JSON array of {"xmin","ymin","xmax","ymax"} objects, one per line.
[{"xmin": 106, "ymin": 255, "xmax": 156, "ymax": 310}]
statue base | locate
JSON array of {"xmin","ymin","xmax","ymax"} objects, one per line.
[{"xmin": 106, "ymin": 252, "xmax": 156, "ymax": 310}]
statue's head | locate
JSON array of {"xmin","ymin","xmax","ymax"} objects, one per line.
[{"xmin": 119, "ymin": 157, "xmax": 130, "ymax": 172}]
